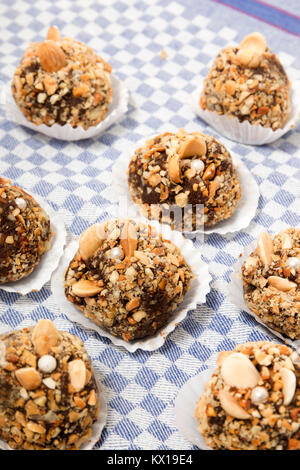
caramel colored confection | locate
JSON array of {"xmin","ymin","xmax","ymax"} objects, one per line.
[
  {"xmin": 195, "ymin": 341, "xmax": 300, "ymax": 450},
  {"xmin": 200, "ymin": 32, "xmax": 290, "ymax": 130},
  {"xmin": 242, "ymin": 228, "xmax": 300, "ymax": 340},
  {"xmin": 127, "ymin": 129, "xmax": 241, "ymax": 230},
  {"xmin": 0, "ymin": 320, "xmax": 99, "ymax": 450},
  {"xmin": 0, "ymin": 178, "xmax": 52, "ymax": 283},
  {"xmin": 12, "ymin": 26, "xmax": 113, "ymax": 130},
  {"xmin": 64, "ymin": 218, "xmax": 194, "ymax": 341}
]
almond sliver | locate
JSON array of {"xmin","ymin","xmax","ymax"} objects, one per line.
[
  {"xmin": 121, "ymin": 222, "xmax": 137, "ymax": 258},
  {"xmin": 79, "ymin": 222, "xmax": 106, "ymax": 261},
  {"xmin": 221, "ymin": 352, "xmax": 260, "ymax": 388},
  {"xmin": 219, "ymin": 390, "xmax": 251, "ymax": 420},
  {"xmin": 281, "ymin": 367, "xmax": 296, "ymax": 406},
  {"xmin": 68, "ymin": 359, "xmax": 86, "ymax": 392},
  {"xmin": 32, "ymin": 319, "xmax": 59, "ymax": 356},
  {"xmin": 268, "ymin": 276, "xmax": 297, "ymax": 292},
  {"xmin": 38, "ymin": 40, "xmax": 67, "ymax": 73},
  {"xmin": 72, "ymin": 279, "xmax": 102, "ymax": 297}
]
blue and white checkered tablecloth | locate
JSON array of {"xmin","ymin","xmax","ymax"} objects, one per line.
[{"xmin": 0, "ymin": 0, "xmax": 299, "ymax": 450}]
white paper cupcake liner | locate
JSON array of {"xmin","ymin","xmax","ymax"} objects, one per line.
[
  {"xmin": 51, "ymin": 220, "xmax": 212, "ymax": 352},
  {"xmin": 174, "ymin": 368, "xmax": 214, "ymax": 450},
  {"xmin": 111, "ymin": 138, "xmax": 260, "ymax": 236},
  {"xmin": 0, "ymin": 194, "xmax": 66, "ymax": 296},
  {"xmin": 191, "ymin": 76, "xmax": 300, "ymax": 146},
  {"xmin": 228, "ymin": 240, "xmax": 300, "ymax": 350},
  {"xmin": 0, "ymin": 75, "xmax": 128, "ymax": 141},
  {"xmin": 79, "ymin": 368, "xmax": 107, "ymax": 450},
  {"xmin": 0, "ymin": 366, "xmax": 107, "ymax": 450}
]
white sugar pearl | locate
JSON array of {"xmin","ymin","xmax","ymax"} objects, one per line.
[
  {"xmin": 251, "ymin": 386, "xmax": 269, "ymax": 405},
  {"xmin": 109, "ymin": 247, "xmax": 124, "ymax": 260},
  {"xmin": 286, "ymin": 257, "xmax": 300, "ymax": 271},
  {"xmin": 38, "ymin": 355, "xmax": 57, "ymax": 373},
  {"xmin": 15, "ymin": 198, "xmax": 27, "ymax": 210},
  {"xmin": 190, "ymin": 159, "xmax": 205, "ymax": 173}
]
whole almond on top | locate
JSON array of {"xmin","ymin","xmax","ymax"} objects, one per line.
[
  {"xmin": 72, "ymin": 279, "xmax": 102, "ymax": 298},
  {"xmin": 168, "ymin": 155, "xmax": 181, "ymax": 183},
  {"xmin": 237, "ymin": 33, "xmax": 267, "ymax": 69},
  {"xmin": 219, "ymin": 390, "xmax": 251, "ymax": 420},
  {"xmin": 256, "ymin": 231, "xmax": 273, "ymax": 268},
  {"xmin": 32, "ymin": 319, "xmax": 59, "ymax": 356},
  {"xmin": 237, "ymin": 48, "xmax": 261, "ymax": 68},
  {"xmin": 38, "ymin": 40, "xmax": 67, "ymax": 73},
  {"xmin": 79, "ymin": 223, "xmax": 106, "ymax": 261},
  {"xmin": 15, "ymin": 367, "xmax": 42, "ymax": 390},
  {"xmin": 268, "ymin": 276, "xmax": 297, "ymax": 292},
  {"xmin": 178, "ymin": 136, "xmax": 207, "ymax": 160},
  {"xmin": 121, "ymin": 221, "xmax": 138, "ymax": 258},
  {"xmin": 47, "ymin": 26, "xmax": 60, "ymax": 42},
  {"xmin": 239, "ymin": 32, "xmax": 267, "ymax": 56},
  {"xmin": 68, "ymin": 359, "xmax": 86, "ymax": 392},
  {"xmin": 281, "ymin": 367, "xmax": 296, "ymax": 406},
  {"xmin": 169, "ymin": 136, "xmax": 207, "ymax": 184}
]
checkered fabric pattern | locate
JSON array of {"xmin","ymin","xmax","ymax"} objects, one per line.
[{"xmin": 0, "ymin": 0, "xmax": 299, "ymax": 450}]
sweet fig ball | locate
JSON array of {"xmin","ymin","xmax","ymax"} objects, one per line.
[
  {"xmin": 127, "ymin": 129, "xmax": 241, "ymax": 230},
  {"xmin": 64, "ymin": 218, "xmax": 194, "ymax": 341},
  {"xmin": 12, "ymin": 26, "xmax": 113, "ymax": 130},
  {"xmin": 0, "ymin": 320, "xmax": 100, "ymax": 450},
  {"xmin": 0, "ymin": 178, "xmax": 52, "ymax": 283},
  {"xmin": 200, "ymin": 32, "xmax": 290, "ymax": 130},
  {"xmin": 195, "ymin": 341, "xmax": 300, "ymax": 450}
]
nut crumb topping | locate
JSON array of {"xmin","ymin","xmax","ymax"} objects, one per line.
[
  {"xmin": 0, "ymin": 178, "xmax": 52, "ymax": 283},
  {"xmin": 0, "ymin": 320, "xmax": 99, "ymax": 450},
  {"xmin": 12, "ymin": 26, "xmax": 113, "ymax": 130},
  {"xmin": 64, "ymin": 218, "xmax": 194, "ymax": 341},
  {"xmin": 128, "ymin": 129, "xmax": 241, "ymax": 230},
  {"xmin": 200, "ymin": 33, "xmax": 290, "ymax": 130}
]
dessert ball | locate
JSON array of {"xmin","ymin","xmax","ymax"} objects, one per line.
[
  {"xmin": 195, "ymin": 341, "xmax": 300, "ymax": 450},
  {"xmin": 242, "ymin": 228, "xmax": 300, "ymax": 340},
  {"xmin": 64, "ymin": 218, "xmax": 194, "ymax": 341},
  {"xmin": 127, "ymin": 129, "xmax": 241, "ymax": 230},
  {"xmin": 0, "ymin": 319, "xmax": 99, "ymax": 450},
  {"xmin": 12, "ymin": 26, "xmax": 113, "ymax": 130},
  {"xmin": 0, "ymin": 178, "xmax": 52, "ymax": 283},
  {"xmin": 200, "ymin": 32, "xmax": 290, "ymax": 130}
]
